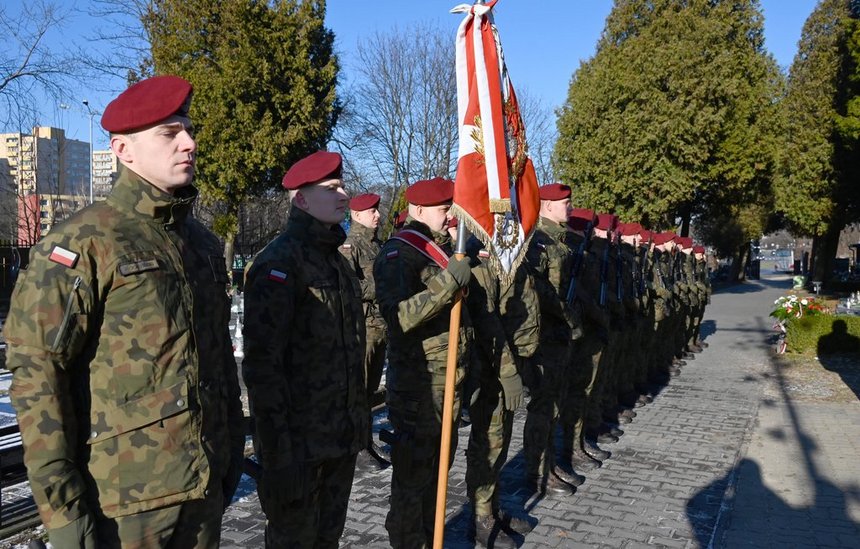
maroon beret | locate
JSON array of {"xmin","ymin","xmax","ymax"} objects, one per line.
[
  {"xmin": 538, "ymin": 183, "xmax": 571, "ymax": 201},
  {"xmin": 639, "ymin": 230, "xmax": 653, "ymax": 244},
  {"xmin": 349, "ymin": 193, "xmax": 380, "ymax": 211},
  {"xmin": 569, "ymin": 208, "xmax": 595, "ymax": 222},
  {"xmin": 405, "ymin": 177, "xmax": 454, "ymax": 206},
  {"xmin": 567, "ymin": 208, "xmax": 595, "ymax": 231},
  {"xmin": 595, "ymin": 213, "xmax": 618, "ymax": 231},
  {"xmin": 101, "ymin": 75, "xmax": 192, "ymax": 133},
  {"xmin": 653, "ymin": 231, "xmax": 676, "ymax": 246},
  {"xmin": 693, "ymin": 245, "xmax": 706, "ymax": 254},
  {"xmin": 618, "ymin": 222, "xmax": 643, "ymax": 236},
  {"xmin": 678, "ymin": 237, "xmax": 694, "ymax": 249},
  {"xmin": 282, "ymin": 151, "xmax": 342, "ymax": 190}
]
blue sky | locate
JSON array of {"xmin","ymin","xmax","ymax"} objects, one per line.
[{"xmin": 7, "ymin": 0, "xmax": 818, "ymax": 150}]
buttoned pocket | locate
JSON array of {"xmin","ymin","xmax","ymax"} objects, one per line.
[{"xmin": 87, "ymin": 381, "xmax": 199, "ymax": 507}]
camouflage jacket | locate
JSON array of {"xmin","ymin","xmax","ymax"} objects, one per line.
[
  {"xmin": 466, "ymin": 239, "xmax": 539, "ymax": 382},
  {"xmin": 373, "ymin": 218, "xmax": 472, "ymax": 389},
  {"xmin": 526, "ymin": 217, "xmax": 580, "ymax": 346},
  {"xmin": 695, "ymin": 258, "xmax": 711, "ymax": 302},
  {"xmin": 590, "ymin": 235, "xmax": 626, "ymax": 330},
  {"xmin": 565, "ymin": 230, "xmax": 609, "ymax": 332},
  {"xmin": 619, "ymin": 242, "xmax": 640, "ymax": 317},
  {"xmin": 339, "ymin": 222, "xmax": 385, "ymax": 330},
  {"xmin": 3, "ymin": 167, "xmax": 244, "ymax": 528},
  {"xmin": 651, "ymin": 250, "xmax": 673, "ymax": 319},
  {"xmin": 242, "ymin": 208, "xmax": 368, "ymax": 470},
  {"xmin": 634, "ymin": 246, "xmax": 653, "ymax": 316},
  {"xmin": 669, "ymin": 251, "xmax": 689, "ymax": 312},
  {"xmin": 682, "ymin": 253, "xmax": 700, "ymax": 308}
]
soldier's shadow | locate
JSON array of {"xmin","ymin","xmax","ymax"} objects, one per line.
[{"xmin": 699, "ymin": 319, "xmax": 716, "ymax": 342}]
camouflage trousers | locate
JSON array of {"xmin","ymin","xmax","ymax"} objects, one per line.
[
  {"xmin": 92, "ymin": 484, "xmax": 223, "ymax": 548},
  {"xmin": 586, "ymin": 329, "xmax": 622, "ymax": 431},
  {"xmin": 465, "ymin": 373, "xmax": 513, "ymax": 518},
  {"xmin": 560, "ymin": 334, "xmax": 603, "ymax": 453},
  {"xmin": 385, "ymin": 372, "xmax": 461, "ymax": 549},
  {"xmin": 522, "ymin": 343, "xmax": 571, "ymax": 479},
  {"xmin": 263, "ymin": 454, "xmax": 358, "ymax": 549},
  {"xmin": 365, "ymin": 326, "xmax": 387, "ymax": 397}
]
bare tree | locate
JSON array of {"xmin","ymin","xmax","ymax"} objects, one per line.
[
  {"xmin": 86, "ymin": 0, "xmax": 155, "ymax": 83},
  {"xmin": 516, "ymin": 88, "xmax": 558, "ymax": 185},
  {"xmin": 0, "ymin": 1, "xmax": 94, "ymax": 129},
  {"xmin": 334, "ymin": 23, "xmax": 459, "ymax": 220}
]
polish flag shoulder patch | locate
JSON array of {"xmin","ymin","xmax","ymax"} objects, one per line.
[
  {"xmin": 267, "ymin": 269, "xmax": 288, "ymax": 284},
  {"xmin": 49, "ymin": 246, "xmax": 79, "ymax": 268},
  {"xmin": 478, "ymin": 250, "xmax": 491, "ymax": 259},
  {"xmin": 341, "ymin": 244, "xmax": 352, "ymax": 250},
  {"xmin": 386, "ymin": 250, "xmax": 399, "ymax": 260}
]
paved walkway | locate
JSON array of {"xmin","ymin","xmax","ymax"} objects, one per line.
[
  {"xmin": 3, "ymin": 275, "xmax": 860, "ymax": 548},
  {"xmin": 216, "ymin": 274, "xmax": 860, "ymax": 548}
]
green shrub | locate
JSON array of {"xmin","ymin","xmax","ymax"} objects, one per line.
[{"xmin": 785, "ymin": 315, "xmax": 860, "ymax": 354}]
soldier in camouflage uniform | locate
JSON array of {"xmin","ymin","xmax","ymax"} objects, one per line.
[
  {"xmin": 654, "ymin": 233, "xmax": 683, "ymax": 377},
  {"xmin": 465, "ymin": 240, "xmax": 539, "ymax": 548},
  {"xmin": 340, "ymin": 192, "xmax": 390, "ymax": 465},
  {"xmin": 583, "ymin": 214, "xmax": 626, "ymax": 446},
  {"xmin": 523, "ymin": 183, "xmax": 581, "ymax": 497},
  {"xmin": 373, "ymin": 178, "xmax": 473, "ymax": 548},
  {"xmin": 3, "ymin": 76, "xmax": 245, "ymax": 548},
  {"xmin": 691, "ymin": 245, "xmax": 711, "ymax": 349},
  {"xmin": 242, "ymin": 151, "xmax": 368, "ymax": 548},
  {"xmin": 560, "ymin": 208, "xmax": 611, "ymax": 472}
]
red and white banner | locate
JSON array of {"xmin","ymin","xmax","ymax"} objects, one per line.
[{"xmin": 450, "ymin": 0, "xmax": 540, "ymax": 278}]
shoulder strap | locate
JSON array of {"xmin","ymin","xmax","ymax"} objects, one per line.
[{"xmin": 391, "ymin": 229, "xmax": 450, "ymax": 269}]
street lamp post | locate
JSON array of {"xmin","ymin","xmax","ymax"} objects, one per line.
[{"xmin": 83, "ymin": 100, "xmax": 95, "ymax": 204}]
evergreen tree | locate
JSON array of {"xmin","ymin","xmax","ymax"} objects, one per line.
[
  {"xmin": 555, "ymin": 0, "xmax": 782, "ymax": 277},
  {"xmin": 142, "ymin": 0, "xmax": 339, "ymax": 269},
  {"xmin": 774, "ymin": 0, "xmax": 858, "ymax": 283}
]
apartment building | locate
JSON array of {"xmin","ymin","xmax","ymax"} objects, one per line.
[
  {"xmin": 92, "ymin": 149, "xmax": 118, "ymax": 200},
  {"xmin": 0, "ymin": 127, "xmax": 116, "ymax": 244}
]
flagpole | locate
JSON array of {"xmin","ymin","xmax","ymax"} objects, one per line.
[{"xmin": 433, "ymin": 217, "xmax": 468, "ymax": 549}]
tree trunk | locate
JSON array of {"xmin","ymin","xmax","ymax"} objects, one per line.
[
  {"xmin": 224, "ymin": 232, "xmax": 236, "ymax": 288},
  {"xmin": 679, "ymin": 205, "xmax": 691, "ymax": 237},
  {"xmin": 809, "ymin": 235, "xmax": 819, "ymax": 278},
  {"xmin": 729, "ymin": 241, "xmax": 751, "ymax": 282},
  {"xmin": 811, "ymin": 222, "xmax": 842, "ymax": 285}
]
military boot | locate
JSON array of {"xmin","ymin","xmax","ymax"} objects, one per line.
[
  {"xmin": 588, "ymin": 427, "xmax": 619, "ymax": 444},
  {"xmin": 474, "ymin": 515, "xmax": 517, "ymax": 549},
  {"xmin": 583, "ymin": 438, "xmax": 611, "ymax": 460},
  {"xmin": 570, "ymin": 447, "xmax": 602, "ymax": 471},
  {"xmin": 497, "ymin": 510, "xmax": 535, "ymax": 535},
  {"xmin": 526, "ymin": 473, "xmax": 575, "ymax": 497},
  {"xmin": 553, "ymin": 465, "xmax": 585, "ymax": 487},
  {"xmin": 636, "ymin": 393, "xmax": 653, "ymax": 406},
  {"xmin": 619, "ymin": 407, "xmax": 636, "ymax": 419},
  {"xmin": 688, "ymin": 343, "xmax": 704, "ymax": 353},
  {"xmin": 696, "ymin": 339, "xmax": 709, "ymax": 348}
]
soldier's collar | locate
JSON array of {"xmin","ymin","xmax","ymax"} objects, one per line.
[
  {"xmin": 108, "ymin": 166, "xmax": 197, "ymax": 225},
  {"xmin": 285, "ymin": 207, "xmax": 347, "ymax": 249},
  {"xmin": 538, "ymin": 216, "xmax": 567, "ymax": 239},
  {"xmin": 401, "ymin": 219, "xmax": 450, "ymax": 248},
  {"xmin": 349, "ymin": 221, "xmax": 377, "ymax": 239}
]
